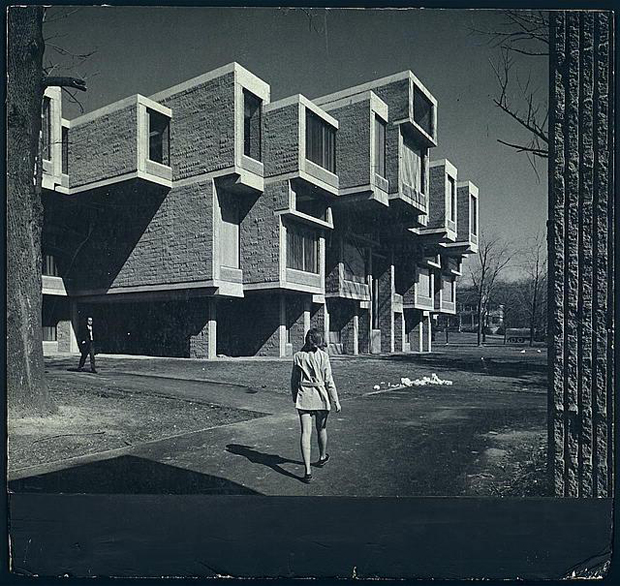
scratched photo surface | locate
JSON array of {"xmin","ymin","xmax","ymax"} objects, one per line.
[{"xmin": 6, "ymin": 5, "xmax": 615, "ymax": 581}]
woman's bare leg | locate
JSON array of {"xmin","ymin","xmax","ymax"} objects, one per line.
[
  {"xmin": 298, "ymin": 411, "xmax": 313, "ymax": 475},
  {"xmin": 315, "ymin": 411, "xmax": 329, "ymax": 460}
]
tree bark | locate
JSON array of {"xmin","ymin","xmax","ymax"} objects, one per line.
[{"xmin": 7, "ymin": 7, "xmax": 53, "ymax": 416}]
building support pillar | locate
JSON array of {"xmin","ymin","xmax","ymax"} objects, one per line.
[
  {"xmin": 421, "ymin": 312, "xmax": 432, "ymax": 353},
  {"xmin": 190, "ymin": 298, "xmax": 217, "ymax": 360},
  {"xmin": 352, "ymin": 304, "xmax": 359, "ymax": 355},
  {"xmin": 69, "ymin": 299, "xmax": 80, "ymax": 354},
  {"xmin": 278, "ymin": 294, "xmax": 287, "ymax": 357}
]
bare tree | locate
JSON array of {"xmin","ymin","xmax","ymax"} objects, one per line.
[
  {"xmin": 468, "ymin": 234, "xmax": 514, "ymax": 346},
  {"xmin": 7, "ymin": 6, "xmax": 86, "ymax": 416},
  {"xmin": 469, "ymin": 10, "xmax": 549, "ymax": 176},
  {"xmin": 517, "ymin": 232, "xmax": 548, "ymax": 346}
]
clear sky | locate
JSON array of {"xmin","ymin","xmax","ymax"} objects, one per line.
[{"xmin": 46, "ymin": 7, "xmax": 548, "ymax": 269}]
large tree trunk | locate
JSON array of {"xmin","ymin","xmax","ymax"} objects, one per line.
[{"xmin": 7, "ymin": 7, "xmax": 53, "ymax": 416}]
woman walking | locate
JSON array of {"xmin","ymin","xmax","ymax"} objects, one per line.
[{"xmin": 291, "ymin": 328, "xmax": 341, "ymax": 484}]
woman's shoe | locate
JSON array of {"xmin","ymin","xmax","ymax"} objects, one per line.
[
  {"xmin": 302, "ymin": 473, "xmax": 313, "ymax": 484},
  {"xmin": 316, "ymin": 454, "xmax": 330, "ymax": 467}
]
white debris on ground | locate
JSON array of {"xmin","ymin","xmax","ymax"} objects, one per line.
[{"xmin": 372, "ymin": 373, "xmax": 454, "ymax": 391}]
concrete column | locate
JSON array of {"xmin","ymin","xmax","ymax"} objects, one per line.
[
  {"xmin": 421, "ymin": 312, "xmax": 432, "ymax": 353},
  {"xmin": 303, "ymin": 298, "xmax": 311, "ymax": 336},
  {"xmin": 69, "ymin": 299, "xmax": 80, "ymax": 353},
  {"xmin": 189, "ymin": 298, "xmax": 217, "ymax": 359},
  {"xmin": 278, "ymin": 294, "xmax": 287, "ymax": 357},
  {"xmin": 352, "ymin": 304, "xmax": 359, "ymax": 355}
]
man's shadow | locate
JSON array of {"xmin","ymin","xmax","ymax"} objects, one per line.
[{"xmin": 226, "ymin": 444, "xmax": 305, "ymax": 482}]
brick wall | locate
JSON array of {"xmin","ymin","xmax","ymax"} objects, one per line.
[
  {"xmin": 358, "ymin": 308, "xmax": 370, "ymax": 354},
  {"xmin": 69, "ymin": 104, "xmax": 138, "ymax": 188},
  {"xmin": 428, "ymin": 165, "xmax": 447, "ymax": 230},
  {"xmin": 156, "ymin": 73, "xmax": 236, "ymax": 181},
  {"xmin": 263, "ymin": 104, "xmax": 300, "ymax": 178},
  {"xmin": 241, "ymin": 181, "xmax": 283, "ymax": 284},
  {"xmin": 371, "ymin": 79, "xmax": 410, "ymax": 123},
  {"xmin": 77, "ymin": 298, "xmax": 212, "ymax": 358},
  {"xmin": 376, "ymin": 259, "xmax": 394, "ymax": 352},
  {"xmin": 327, "ymin": 101, "xmax": 371, "ymax": 189},
  {"xmin": 44, "ymin": 179, "xmax": 214, "ymax": 294},
  {"xmin": 385, "ymin": 125, "xmax": 400, "ymax": 195},
  {"xmin": 549, "ymin": 11, "xmax": 615, "ymax": 497},
  {"xmin": 394, "ymin": 311, "xmax": 403, "ymax": 352},
  {"xmin": 456, "ymin": 184, "xmax": 472, "ymax": 241}
]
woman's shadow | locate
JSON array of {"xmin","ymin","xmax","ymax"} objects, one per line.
[{"xmin": 226, "ymin": 444, "xmax": 305, "ymax": 482}]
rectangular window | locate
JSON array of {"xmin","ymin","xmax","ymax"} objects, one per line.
[
  {"xmin": 402, "ymin": 134, "xmax": 425, "ymax": 193},
  {"xmin": 447, "ymin": 176, "xmax": 457, "ymax": 222},
  {"xmin": 42, "ymin": 97, "xmax": 52, "ymax": 161},
  {"xmin": 374, "ymin": 115, "xmax": 386, "ymax": 178},
  {"xmin": 305, "ymin": 111, "xmax": 336, "ymax": 173},
  {"xmin": 42, "ymin": 325, "xmax": 57, "ymax": 342},
  {"xmin": 287, "ymin": 225, "xmax": 318, "ymax": 273},
  {"xmin": 413, "ymin": 88, "xmax": 433, "ymax": 136},
  {"xmin": 443, "ymin": 277, "xmax": 454, "ymax": 302},
  {"xmin": 148, "ymin": 110, "xmax": 170, "ymax": 165},
  {"xmin": 417, "ymin": 268, "xmax": 431, "ymax": 298},
  {"xmin": 42, "ymin": 254, "xmax": 59, "ymax": 277},
  {"xmin": 470, "ymin": 194, "xmax": 478, "ymax": 235},
  {"xmin": 243, "ymin": 90, "xmax": 262, "ymax": 161},
  {"xmin": 61, "ymin": 127, "xmax": 69, "ymax": 174},
  {"xmin": 220, "ymin": 193, "xmax": 240, "ymax": 269}
]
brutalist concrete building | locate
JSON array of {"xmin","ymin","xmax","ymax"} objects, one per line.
[{"xmin": 40, "ymin": 63, "xmax": 479, "ymax": 359}]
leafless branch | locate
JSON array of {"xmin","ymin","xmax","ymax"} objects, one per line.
[
  {"xmin": 62, "ymin": 87, "xmax": 86, "ymax": 114},
  {"xmin": 46, "ymin": 43, "xmax": 96, "ymax": 61},
  {"xmin": 496, "ymin": 139, "xmax": 548, "ymax": 157}
]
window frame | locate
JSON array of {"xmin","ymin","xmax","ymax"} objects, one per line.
[
  {"xmin": 286, "ymin": 224, "xmax": 319, "ymax": 274},
  {"xmin": 147, "ymin": 109, "xmax": 170, "ymax": 166},
  {"xmin": 374, "ymin": 115, "xmax": 387, "ymax": 179},
  {"xmin": 417, "ymin": 267, "xmax": 432, "ymax": 298},
  {"xmin": 42, "ymin": 253, "xmax": 60, "ymax": 277},
  {"xmin": 305, "ymin": 110, "xmax": 336, "ymax": 174},
  {"xmin": 42, "ymin": 97, "xmax": 52, "ymax": 162},
  {"xmin": 447, "ymin": 176, "xmax": 457, "ymax": 223},
  {"xmin": 243, "ymin": 89, "xmax": 262, "ymax": 162},
  {"xmin": 61, "ymin": 126, "xmax": 69, "ymax": 175},
  {"xmin": 470, "ymin": 194, "xmax": 478, "ymax": 236},
  {"xmin": 42, "ymin": 325, "xmax": 57, "ymax": 342},
  {"xmin": 413, "ymin": 87, "xmax": 434, "ymax": 137}
]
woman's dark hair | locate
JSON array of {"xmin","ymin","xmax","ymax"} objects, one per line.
[{"xmin": 303, "ymin": 328, "xmax": 324, "ymax": 351}]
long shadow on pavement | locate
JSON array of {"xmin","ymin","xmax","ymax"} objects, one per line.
[
  {"xmin": 226, "ymin": 444, "xmax": 304, "ymax": 482},
  {"xmin": 9, "ymin": 454, "xmax": 261, "ymax": 495}
]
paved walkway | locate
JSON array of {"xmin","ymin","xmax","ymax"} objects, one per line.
[{"xmin": 11, "ymin": 363, "xmax": 546, "ymax": 497}]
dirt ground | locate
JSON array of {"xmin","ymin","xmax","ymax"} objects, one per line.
[{"xmin": 8, "ymin": 376, "xmax": 263, "ymax": 473}]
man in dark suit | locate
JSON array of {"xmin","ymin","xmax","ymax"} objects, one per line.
[{"xmin": 77, "ymin": 316, "xmax": 97, "ymax": 373}]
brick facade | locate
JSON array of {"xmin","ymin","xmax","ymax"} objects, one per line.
[{"xmin": 41, "ymin": 63, "xmax": 478, "ymax": 359}]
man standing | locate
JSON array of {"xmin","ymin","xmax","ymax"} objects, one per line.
[{"xmin": 77, "ymin": 316, "xmax": 97, "ymax": 373}]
